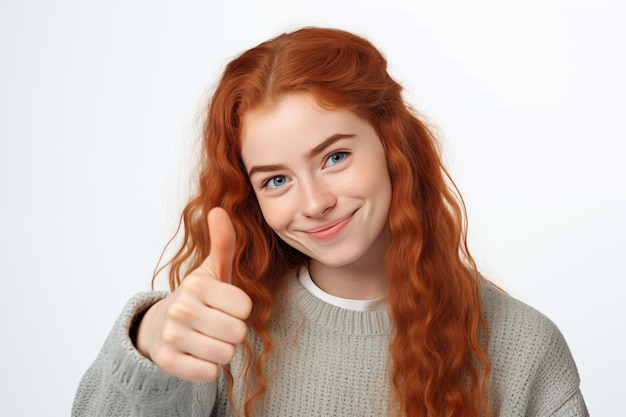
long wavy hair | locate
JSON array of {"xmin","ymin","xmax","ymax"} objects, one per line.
[{"xmin": 160, "ymin": 27, "xmax": 490, "ymax": 417}]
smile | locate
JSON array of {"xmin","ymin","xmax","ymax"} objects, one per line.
[{"xmin": 305, "ymin": 211, "xmax": 356, "ymax": 241}]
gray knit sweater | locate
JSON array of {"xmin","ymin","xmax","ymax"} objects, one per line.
[{"xmin": 72, "ymin": 276, "xmax": 588, "ymax": 416}]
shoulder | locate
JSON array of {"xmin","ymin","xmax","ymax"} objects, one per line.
[
  {"xmin": 479, "ymin": 278, "xmax": 572, "ymax": 369},
  {"xmin": 479, "ymin": 279, "xmax": 557, "ymax": 340},
  {"xmin": 479, "ymin": 279, "xmax": 588, "ymax": 416}
]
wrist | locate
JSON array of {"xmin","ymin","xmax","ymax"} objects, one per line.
[{"xmin": 131, "ymin": 301, "xmax": 159, "ymax": 359}]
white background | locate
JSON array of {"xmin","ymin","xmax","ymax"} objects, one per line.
[{"xmin": 1, "ymin": 1, "xmax": 624, "ymax": 415}]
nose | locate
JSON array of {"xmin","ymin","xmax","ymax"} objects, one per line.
[{"xmin": 300, "ymin": 177, "xmax": 336, "ymax": 218}]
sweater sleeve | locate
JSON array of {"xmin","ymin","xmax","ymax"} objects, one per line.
[
  {"xmin": 480, "ymin": 281, "xmax": 589, "ymax": 417},
  {"xmin": 72, "ymin": 292, "xmax": 217, "ymax": 417},
  {"xmin": 525, "ymin": 321, "xmax": 589, "ymax": 417}
]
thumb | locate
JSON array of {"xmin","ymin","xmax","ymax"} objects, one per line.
[{"xmin": 203, "ymin": 207, "xmax": 236, "ymax": 284}]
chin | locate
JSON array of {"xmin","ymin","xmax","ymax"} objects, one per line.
[{"xmin": 310, "ymin": 248, "xmax": 367, "ymax": 268}]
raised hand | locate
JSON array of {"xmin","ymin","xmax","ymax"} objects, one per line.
[{"xmin": 136, "ymin": 207, "xmax": 252, "ymax": 382}]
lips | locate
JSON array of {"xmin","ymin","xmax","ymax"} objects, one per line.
[{"xmin": 305, "ymin": 211, "xmax": 355, "ymax": 241}]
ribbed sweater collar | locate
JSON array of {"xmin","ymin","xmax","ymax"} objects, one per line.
[{"xmin": 283, "ymin": 272, "xmax": 393, "ymax": 336}]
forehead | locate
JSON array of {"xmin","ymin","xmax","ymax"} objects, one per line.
[{"xmin": 240, "ymin": 94, "xmax": 367, "ymax": 155}]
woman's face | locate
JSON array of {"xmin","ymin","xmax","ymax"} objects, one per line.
[{"xmin": 240, "ymin": 93, "xmax": 392, "ymax": 270}]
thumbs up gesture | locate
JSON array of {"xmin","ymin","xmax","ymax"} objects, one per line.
[{"xmin": 136, "ymin": 207, "xmax": 252, "ymax": 382}]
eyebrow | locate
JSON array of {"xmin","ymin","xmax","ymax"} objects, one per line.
[{"xmin": 247, "ymin": 133, "xmax": 356, "ymax": 178}]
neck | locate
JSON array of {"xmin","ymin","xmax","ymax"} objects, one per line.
[
  {"xmin": 308, "ymin": 231, "xmax": 388, "ymax": 300},
  {"xmin": 309, "ymin": 262, "xmax": 387, "ymax": 300}
]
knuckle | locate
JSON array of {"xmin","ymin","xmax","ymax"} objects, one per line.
[
  {"xmin": 167, "ymin": 301, "xmax": 191, "ymax": 321},
  {"xmin": 161, "ymin": 326, "xmax": 180, "ymax": 345},
  {"xmin": 153, "ymin": 349, "xmax": 175, "ymax": 371},
  {"xmin": 182, "ymin": 274, "xmax": 205, "ymax": 294}
]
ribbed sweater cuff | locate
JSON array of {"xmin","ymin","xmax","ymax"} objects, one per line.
[{"xmin": 102, "ymin": 292, "xmax": 190, "ymax": 402}]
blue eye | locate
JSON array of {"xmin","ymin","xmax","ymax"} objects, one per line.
[
  {"xmin": 263, "ymin": 175, "xmax": 289, "ymax": 189},
  {"xmin": 325, "ymin": 151, "xmax": 348, "ymax": 166}
]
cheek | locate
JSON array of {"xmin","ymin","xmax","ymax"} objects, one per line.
[
  {"xmin": 257, "ymin": 197, "xmax": 290, "ymax": 233},
  {"xmin": 361, "ymin": 155, "xmax": 392, "ymax": 196}
]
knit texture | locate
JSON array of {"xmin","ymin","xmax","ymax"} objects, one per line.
[{"xmin": 73, "ymin": 276, "xmax": 588, "ymax": 416}]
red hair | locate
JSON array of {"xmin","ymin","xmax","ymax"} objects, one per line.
[{"xmin": 162, "ymin": 27, "xmax": 490, "ymax": 417}]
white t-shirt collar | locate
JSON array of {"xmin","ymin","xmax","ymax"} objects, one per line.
[{"xmin": 297, "ymin": 266, "xmax": 387, "ymax": 312}]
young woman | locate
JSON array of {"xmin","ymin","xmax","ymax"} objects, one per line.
[{"xmin": 73, "ymin": 27, "xmax": 588, "ymax": 417}]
